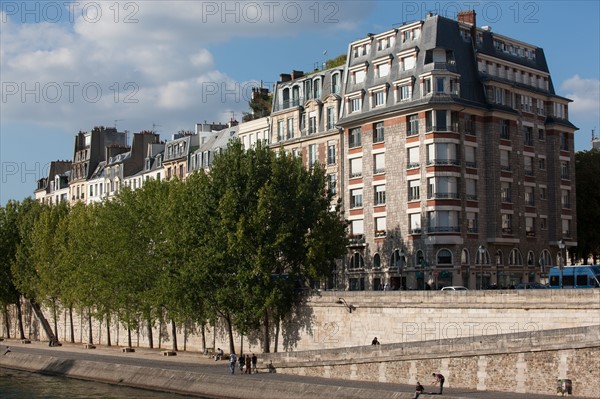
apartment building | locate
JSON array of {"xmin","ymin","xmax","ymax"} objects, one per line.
[
  {"xmin": 335, "ymin": 11, "xmax": 577, "ymax": 290},
  {"xmin": 270, "ymin": 67, "xmax": 345, "ymax": 201},
  {"xmin": 69, "ymin": 126, "xmax": 127, "ymax": 204},
  {"xmin": 34, "ymin": 160, "xmax": 72, "ymax": 205}
]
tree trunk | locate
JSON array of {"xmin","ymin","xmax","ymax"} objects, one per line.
[
  {"xmin": 201, "ymin": 323, "xmax": 206, "ymax": 353},
  {"xmin": 240, "ymin": 333, "xmax": 244, "ymax": 356},
  {"xmin": 52, "ymin": 300, "xmax": 58, "ymax": 341},
  {"xmin": 225, "ymin": 315, "xmax": 234, "ymax": 354},
  {"xmin": 274, "ymin": 317, "xmax": 280, "ymax": 353},
  {"xmin": 171, "ymin": 319, "xmax": 178, "ymax": 351},
  {"xmin": 158, "ymin": 318, "xmax": 162, "ymax": 349},
  {"xmin": 3, "ymin": 305, "xmax": 11, "ymax": 339},
  {"xmin": 69, "ymin": 307, "xmax": 75, "ymax": 343},
  {"xmin": 127, "ymin": 327, "xmax": 132, "ymax": 348},
  {"xmin": 16, "ymin": 300, "xmax": 25, "ymax": 340},
  {"xmin": 147, "ymin": 318, "xmax": 154, "ymax": 348},
  {"xmin": 106, "ymin": 315, "xmax": 111, "ymax": 346},
  {"xmin": 87, "ymin": 308, "xmax": 93, "ymax": 344},
  {"xmin": 262, "ymin": 310, "xmax": 270, "ymax": 353},
  {"xmin": 29, "ymin": 299, "xmax": 52, "ymax": 341}
]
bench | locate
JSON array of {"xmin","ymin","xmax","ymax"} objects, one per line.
[
  {"xmin": 83, "ymin": 343, "xmax": 96, "ymax": 349},
  {"xmin": 162, "ymin": 351, "xmax": 177, "ymax": 356},
  {"xmin": 122, "ymin": 347, "xmax": 135, "ymax": 353},
  {"xmin": 21, "ymin": 339, "xmax": 31, "ymax": 344}
]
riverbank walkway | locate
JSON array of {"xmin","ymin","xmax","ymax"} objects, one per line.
[{"xmin": 0, "ymin": 339, "xmax": 572, "ymax": 399}]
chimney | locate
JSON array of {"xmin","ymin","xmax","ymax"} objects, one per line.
[
  {"xmin": 291, "ymin": 70, "xmax": 304, "ymax": 80},
  {"xmin": 457, "ymin": 10, "xmax": 476, "ymax": 26},
  {"xmin": 280, "ymin": 73, "xmax": 291, "ymax": 82}
]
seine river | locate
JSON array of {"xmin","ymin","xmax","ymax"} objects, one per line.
[{"xmin": 0, "ymin": 368, "xmax": 199, "ymax": 399}]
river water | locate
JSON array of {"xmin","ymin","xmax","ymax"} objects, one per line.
[{"xmin": 0, "ymin": 368, "xmax": 198, "ymax": 399}]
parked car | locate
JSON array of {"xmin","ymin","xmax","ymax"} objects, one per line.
[
  {"xmin": 515, "ymin": 282, "xmax": 548, "ymax": 289},
  {"xmin": 441, "ymin": 286, "xmax": 468, "ymax": 291}
]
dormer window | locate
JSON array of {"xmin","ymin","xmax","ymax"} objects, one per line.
[
  {"xmin": 349, "ymin": 63, "xmax": 368, "ymax": 85},
  {"xmin": 373, "ymin": 55, "xmax": 392, "ymax": 78},
  {"xmin": 398, "ymin": 49, "xmax": 417, "ymax": 71}
]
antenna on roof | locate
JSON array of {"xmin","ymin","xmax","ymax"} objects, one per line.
[
  {"xmin": 592, "ymin": 127, "xmax": 596, "ymax": 141},
  {"xmin": 114, "ymin": 119, "xmax": 123, "ymax": 129},
  {"xmin": 152, "ymin": 122, "xmax": 161, "ymax": 132}
]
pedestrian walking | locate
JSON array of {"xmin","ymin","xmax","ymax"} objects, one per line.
[
  {"xmin": 245, "ymin": 354, "xmax": 251, "ymax": 374},
  {"xmin": 431, "ymin": 372, "xmax": 445, "ymax": 394},
  {"xmin": 238, "ymin": 353, "xmax": 245, "ymax": 373},
  {"xmin": 251, "ymin": 353, "xmax": 257, "ymax": 373},
  {"xmin": 229, "ymin": 353, "xmax": 237, "ymax": 374}
]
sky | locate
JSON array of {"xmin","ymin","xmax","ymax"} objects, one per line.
[{"xmin": 1, "ymin": 0, "xmax": 599, "ymax": 204}]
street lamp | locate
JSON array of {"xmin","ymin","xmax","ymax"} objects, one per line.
[
  {"xmin": 558, "ymin": 240, "xmax": 565, "ymax": 289},
  {"xmin": 478, "ymin": 245, "xmax": 485, "ymax": 290}
]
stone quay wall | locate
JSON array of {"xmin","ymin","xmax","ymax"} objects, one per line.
[
  {"xmin": 1, "ymin": 289, "xmax": 599, "ymax": 356},
  {"xmin": 262, "ymin": 325, "xmax": 600, "ymax": 398}
]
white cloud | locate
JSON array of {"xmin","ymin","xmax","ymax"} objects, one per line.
[{"xmin": 560, "ymin": 75, "xmax": 600, "ymax": 118}]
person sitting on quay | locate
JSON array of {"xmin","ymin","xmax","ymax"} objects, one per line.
[
  {"xmin": 214, "ymin": 347, "xmax": 224, "ymax": 361},
  {"xmin": 371, "ymin": 337, "xmax": 380, "ymax": 345},
  {"xmin": 413, "ymin": 381, "xmax": 425, "ymax": 399}
]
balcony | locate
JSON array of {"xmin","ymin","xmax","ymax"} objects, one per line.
[
  {"xmin": 407, "ymin": 162, "xmax": 420, "ymax": 169},
  {"xmin": 426, "ymin": 158, "xmax": 460, "ymax": 166},
  {"xmin": 273, "ymin": 97, "xmax": 304, "ymax": 112},
  {"xmin": 427, "ymin": 226, "xmax": 460, "ymax": 233},
  {"xmin": 428, "ymin": 192, "xmax": 460, "ymax": 200},
  {"xmin": 347, "ymin": 234, "xmax": 366, "ymax": 247},
  {"xmin": 502, "ymin": 227, "xmax": 513, "ymax": 234},
  {"xmin": 526, "ymin": 231, "xmax": 536, "ymax": 237},
  {"xmin": 375, "ymin": 230, "xmax": 386, "ymax": 238},
  {"xmin": 409, "ymin": 228, "xmax": 422, "ymax": 235}
]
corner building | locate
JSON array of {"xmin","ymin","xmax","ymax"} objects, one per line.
[{"xmin": 336, "ymin": 11, "xmax": 577, "ymax": 290}]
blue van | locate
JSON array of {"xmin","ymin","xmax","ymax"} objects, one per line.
[{"xmin": 548, "ymin": 265, "xmax": 600, "ymax": 288}]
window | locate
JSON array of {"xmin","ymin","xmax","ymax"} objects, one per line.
[
  {"xmin": 467, "ymin": 212, "xmax": 478, "ymax": 233},
  {"xmin": 308, "ymin": 116, "xmax": 317, "ymax": 134},
  {"xmin": 427, "ymin": 143, "xmax": 458, "ymax": 165},
  {"xmin": 409, "ymin": 213, "xmax": 421, "ymax": 234},
  {"xmin": 538, "ymin": 157, "xmax": 546, "ymax": 170},
  {"xmin": 500, "ymin": 150, "xmax": 511, "ymax": 170},
  {"xmin": 524, "ymin": 156, "xmax": 534, "ymax": 176},
  {"xmin": 354, "ymin": 69, "xmax": 366, "ymax": 84},
  {"xmin": 501, "ymin": 181, "xmax": 512, "ymax": 203},
  {"xmin": 407, "ymin": 146, "xmax": 420, "ymax": 168},
  {"xmin": 349, "ymin": 127, "xmax": 362, "ymax": 148},
  {"xmin": 407, "ymin": 179, "xmax": 420, "ymax": 201},
  {"xmin": 428, "ymin": 211, "xmax": 460, "ymax": 233},
  {"xmin": 561, "ymin": 189, "xmax": 571, "ymax": 209},
  {"xmin": 540, "ymin": 216, "xmax": 547, "ymax": 230},
  {"xmin": 428, "ymin": 176, "xmax": 459, "ymax": 199},
  {"xmin": 526, "ymin": 217, "xmax": 535, "ymax": 236},
  {"xmin": 350, "ymin": 188, "xmax": 363, "ymax": 208},
  {"xmin": 277, "ymin": 120, "xmax": 284, "ymax": 142},
  {"xmin": 374, "ymin": 90, "xmax": 385, "ymax": 107},
  {"xmin": 423, "ymin": 77, "xmax": 432, "ymax": 95},
  {"xmin": 524, "ymin": 126, "xmax": 533, "ymax": 146},
  {"xmin": 465, "ymin": 146, "xmax": 476, "ymax": 168},
  {"xmin": 561, "ymin": 161, "xmax": 570, "ymax": 179},
  {"xmin": 327, "ymin": 141, "xmax": 336, "ymax": 165},
  {"xmin": 313, "ymin": 79, "xmax": 321, "ymax": 99},
  {"xmin": 436, "ymin": 77, "xmax": 445, "ymax": 93},
  {"xmin": 560, "ymin": 132, "xmax": 569, "ymax": 150},
  {"xmin": 538, "ymin": 128, "xmax": 545, "ymax": 141},
  {"xmin": 374, "ymin": 185, "xmax": 386, "ymax": 205},
  {"xmin": 465, "ymin": 178, "xmax": 477, "ymax": 200},
  {"xmin": 308, "ymin": 144, "xmax": 317, "ymax": 166},
  {"xmin": 373, "ymin": 253, "xmax": 381, "ymax": 269},
  {"xmin": 350, "ymin": 97, "xmax": 361, "ymax": 113},
  {"xmin": 377, "ymin": 63, "xmax": 390, "ymax": 78},
  {"xmin": 399, "ymin": 83, "xmax": 412, "ymax": 101},
  {"xmin": 540, "ymin": 186, "xmax": 547, "ymax": 200},
  {"xmin": 332, "ymin": 74, "xmax": 340, "ymax": 94},
  {"xmin": 437, "ymin": 249, "xmax": 453, "ymax": 265},
  {"xmin": 327, "ymin": 173, "xmax": 337, "ymax": 195},
  {"xmin": 373, "ymin": 153, "xmax": 385, "ymax": 174},
  {"xmin": 524, "ymin": 186, "xmax": 535, "ymax": 206},
  {"xmin": 500, "ymin": 120, "xmax": 510, "ymax": 139},
  {"xmin": 562, "ymin": 219, "xmax": 571, "ymax": 237},
  {"xmin": 350, "ymin": 157, "xmax": 362, "ymax": 178},
  {"xmin": 327, "ymin": 106, "xmax": 335, "ymax": 130},
  {"xmin": 401, "ymin": 55, "xmax": 415, "ymax": 70},
  {"xmin": 407, "ymin": 114, "xmax": 419, "ymax": 136},
  {"xmin": 286, "ymin": 117, "xmax": 294, "ymax": 139},
  {"xmin": 502, "ymin": 213, "xmax": 513, "ymax": 234},
  {"xmin": 373, "ymin": 122, "xmax": 385, "ymax": 143},
  {"xmin": 375, "ymin": 217, "xmax": 386, "ymax": 237}
]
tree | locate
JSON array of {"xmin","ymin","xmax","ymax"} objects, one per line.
[
  {"xmin": 0, "ymin": 201, "xmax": 21, "ymax": 338},
  {"xmin": 575, "ymin": 149, "xmax": 600, "ymax": 263}
]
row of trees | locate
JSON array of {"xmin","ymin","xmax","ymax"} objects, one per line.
[{"xmin": 0, "ymin": 141, "xmax": 348, "ymax": 353}]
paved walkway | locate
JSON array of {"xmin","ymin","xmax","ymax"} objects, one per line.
[{"xmin": 0, "ymin": 339, "xmax": 575, "ymax": 399}]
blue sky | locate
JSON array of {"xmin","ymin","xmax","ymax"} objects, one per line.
[{"xmin": 1, "ymin": 1, "xmax": 599, "ymax": 204}]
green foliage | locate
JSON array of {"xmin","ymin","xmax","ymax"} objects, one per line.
[
  {"xmin": 575, "ymin": 149, "xmax": 600, "ymax": 262},
  {"xmin": 325, "ymin": 54, "xmax": 347, "ymax": 69},
  {"xmin": 243, "ymin": 90, "xmax": 272, "ymax": 122},
  {"xmin": 1, "ymin": 143, "xmax": 347, "ymax": 352}
]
